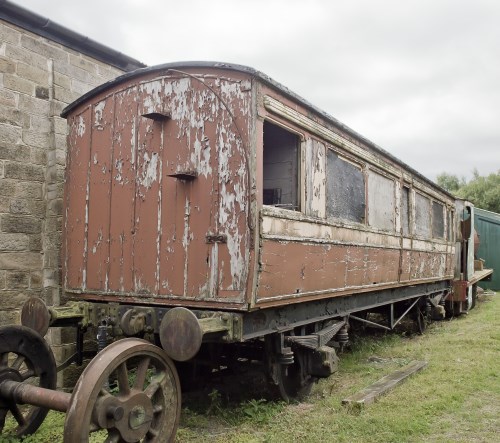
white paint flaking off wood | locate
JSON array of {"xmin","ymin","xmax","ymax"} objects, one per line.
[
  {"xmin": 94, "ymin": 100, "xmax": 106, "ymax": 127},
  {"xmin": 76, "ymin": 115, "xmax": 86, "ymax": 137},
  {"xmin": 138, "ymin": 151, "xmax": 159, "ymax": 188}
]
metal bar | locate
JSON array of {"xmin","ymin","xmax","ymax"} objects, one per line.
[
  {"xmin": 390, "ymin": 303, "xmax": 394, "ymax": 329},
  {"xmin": 0, "ymin": 380, "xmax": 71, "ymax": 413},
  {"xmin": 392, "ymin": 297, "xmax": 421, "ymax": 329},
  {"xmin": 349, "ymin": 315, "xmax": 392, "ymax": 331}
]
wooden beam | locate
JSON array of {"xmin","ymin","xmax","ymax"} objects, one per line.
[{"xmin": 342, "ymin": 360, "xmax": 428, "ymax": 407}]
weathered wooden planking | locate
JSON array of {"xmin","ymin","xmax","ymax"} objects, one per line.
[{"xmin": 342, "ymin": 360, "xmax": 428, "ymax": 407}]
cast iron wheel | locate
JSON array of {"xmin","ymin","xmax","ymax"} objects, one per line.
[
  {"xmin": 63, "ymin": 338, "xmax": 181, "ymax": 443},
  {"xmin": 0, "ymin": 325, "xmax": 57, "ymax": 437}
]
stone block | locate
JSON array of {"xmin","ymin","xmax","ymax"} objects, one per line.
[
  {"xmin": 69, "ymin": 54, "xmax": 98, "ymax": 75},
  {"xmin": 9, "ymin": 198, "xmax": 30, "ymax": 214},
  {"xmin": 3, "ymin": 73, "xmax": 34, "ymax": 95},
  {"xmin": 0, "ymin": 105, "xmax": 25, "ymax": 127},
  {"xmin": 0, "ymin": 252, "xmax": 42, "ymax": 270},
  {"xmin": 15, "ymin": 181, "xmax": 43, "ymax": 199},
  {"xmin": 54, "ymin": 85, "xmax": 81, "ymax": 105},
  {"xmin": 6, "ymin": 270, "xmax": 29, "ymax": 288},
  {"xmin": 0, "ymin": 309, "xmax": 20, "ymax": 327},
  {"xmin": 21, "ymin": 35, "xmax": 68, "ymax": 63},
  {"xmin": 19, "ymin": 94, "xmax": 50, "ymax": 116},
  {"xmin": 54, "ymin": 117, "xmax": 68, "ymax": 135},
  {"xmin": 56, "ymin": 148, "xmax": 67, "ymax": 167},
  {"xmin": 29, "ymin": 200, "xmax": 46, "ymax": 218},
  {"xmin": 5, "ymin": 161, "xmax": 45, "ymax": 181},
  {"xmin": 1, "ymin": 214, "xmax": 42, "ymax": 234},
  {"xmin": 0, "ymin": 290, "xmax": 31, "ymax": 310},
  {"xmin": 55, "ymin": 132, "xmax": 67, "ymax": 150},
  {"xmin": 0, "ymin": 89, "xmax": 17, "ymax": 107},
  {"xmin": 30, "ymin": 147, "xmax": 48, "ymax": 165},
  {"xmin": 0, "ymin": 179, "xmax": 16, "ymax": 196},
  {"xmin": 54, "ymin": 60, "xmax": 92, "ymax": 84},
  {"xmin": 35, "ymin": 86, "xmax": 50, "ymax": 100},
  {"xmin": 0, "ymin": 233, "xmax": 29, "ymax": 251},
  {"xmin": 0, "ymin": 122, "xmax": 22, "ymax": 148},
  {"xmin": 22, "ymin": 130, "xmax": 50, "ymax": 149},
  {"xmin": 29, "ymin": 234, "xmax": 42, "ymax": 251},
  {"xmin": 5, "ymin": 44, "xmax": 47, "ymax": 71},
  {"xmin": 17, "ymin": 62, "xmax": 49, "ymax": 86},
  {"xmin": 0, "ymin": 56, "xmax": 16, "ymax": 74},
  {"xmin": 53, "ymin": 71, "xmax": 70, "ymax": 89},
  {"xmin": 30, "ymin": 271, "xmax": 42, "ymax": 288},
  {"xmin": 0, "ymin": 142, "xmax": 30, "ymax": 162},
  {"xmin": 0, "ymin": 23, "xmax": 21, "ymax": 45},
  {"xmin": 30, "ymin": 114, "xmax": 52, "ymax": 132}
]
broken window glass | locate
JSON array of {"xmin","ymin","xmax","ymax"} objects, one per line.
[
  {"xmin": 367, "ymin": 171, "xmax": 395, "ymax": 231},
  {"xmin": 432, "ymin": 201, "xmax": 445, "ymax": 238},
  {"xmin": 326, "ymin": 150, "xmax": 365, "ymax": 223},
  {"xmin": 401, "ymin": 186, "xmax": 410, "ymax": 236},
  {"xmin": 415, "ymin": 193, "xmax": 431, "ymax": 237}
]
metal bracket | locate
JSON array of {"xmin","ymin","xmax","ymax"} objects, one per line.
[{"xmin": 205, "ymin": 234, "xmax": 227, "ymax": 244}]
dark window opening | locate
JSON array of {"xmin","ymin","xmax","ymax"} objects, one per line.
[
  {"xmin": 326, "ymin": 150, "xmax": 365, "ymax": 223},
  {"xmin": 432, "ymin": 201, "xmax": 445, "ymax": 238},
  {"xmin": 402, "ymin": 186, "xmax": 410, "ymax": 236},
  {"xmin": 263, "ymin": 121, "xmax": 300, "ymax": 210}
]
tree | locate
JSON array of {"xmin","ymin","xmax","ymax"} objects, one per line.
[
  {"xmin": 436, "ymin": 173, "xmax": 466, "ymax": 193},
  {"xmin": 436, "ymin": 170, "xmax": 500, "ymax": 214}
]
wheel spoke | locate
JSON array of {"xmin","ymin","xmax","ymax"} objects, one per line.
[
  {"xmin": 0, "ymin": 408, "xmax": 7, "ymax": 432},
  {"xmin": 133, "ymin": 357, "xmax": 151, "ymax": 390},
  {"xmin": 11, "ymin": 355, "xmax": 26, "ymax": 371},
  {"xmin": 144, "ymin": 371, "xmax": 166, "ymax": 399},
  {"xmin": 0, "ymin": 352, "xmax": 9, "ymax": 367},
  {"xmin": 116, "ymin": 362, "xmax": 130, "ymax": 396},
  {"xmin": 104, "ymin": 429, "xmax": 121, "ymax": 443},
  {"xmin": 20, "ymin": 369, "xmax": 36, "ymax": 380},
  {"xmin": 10, "ymin": 403, "xmax": 26, "ymax": 427}
]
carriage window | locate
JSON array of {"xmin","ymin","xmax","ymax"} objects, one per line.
[
  {"xmin": 401, "ymin": 186, "xmax": 410, "ymax": 236},
  {"xmin": 432, "ymin": 201, "xmax": 445, "ymax": 238},
  {"xmin": 326, "ymin": 150, "xmax": 365, "ymax": 223},
  {"xmin": 263, "ymin": 121, "xmax": 300, "ymax": 210},
  {"xmin": 367, "ymin": 171, "xmax": 395, "ymax": 231},
  {"xmin": 415, "ymin": 193, "xmax": 431, "ymax": 237}
]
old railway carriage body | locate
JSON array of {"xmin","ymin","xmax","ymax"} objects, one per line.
[
  {"xmin": 62, "ymin": 62, "xmax": 456, "ymax": 325},
  {"xmin": 3, "ymin": 63, "xmax": 488, "ymax": 443}
]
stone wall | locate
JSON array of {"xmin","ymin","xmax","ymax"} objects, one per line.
[{"xmin": 0, "ymin": 19, "xmax": 126, "ymax": 375}]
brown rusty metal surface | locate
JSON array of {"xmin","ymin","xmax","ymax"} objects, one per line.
[
  {"xmin": 20, "ymin": 297, "xmax": 51, "ymax": 337},
  {"xmin": 64, "ymin": 338, "xmax": 181, "ymax": 443},
  {"xmin": 63, "ymin": 69, "xmax": 252, "ymax": 307},
  {"xmin": 159, "ymin": 307, "xmax": 203, "ymax": 361},
  {"xmin": 63, "ymin": 64, "xmax": 457, "ymax": 314}
]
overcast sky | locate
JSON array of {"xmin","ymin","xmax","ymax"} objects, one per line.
[{"xmin": 12, "ymin": 0, "xmax": 500, "ymax": 181}]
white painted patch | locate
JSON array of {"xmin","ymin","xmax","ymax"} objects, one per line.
[
  {"xmin": 138, "ymin": 152, "xmax": 158, "ymax": 188},
  {"xmin": 76, "ymin": 115, "xmax": 86, "ymax": 137},
  {"xmin": 94, "ymin": 100, "xmax": 106, "ymax": 126}
]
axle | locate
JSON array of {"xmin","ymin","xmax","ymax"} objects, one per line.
[{"xmin": 0, "ymin": 380, "xmax": 71, "ymax": 413}]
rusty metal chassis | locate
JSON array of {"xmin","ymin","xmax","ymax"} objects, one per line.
[{"xmin": 54, "ymin": 281, "xmax": 447, "ymax": 369}]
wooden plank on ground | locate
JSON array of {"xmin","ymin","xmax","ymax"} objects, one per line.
[{"xmin": 342, "ymin": 360, "xmax": 428, "ymax": 407}]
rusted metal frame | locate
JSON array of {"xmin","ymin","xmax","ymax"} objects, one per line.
[
  {"xmin": 285, "ymin": 320, "xmax": 345, "ymax": 350},
  {"xmin": 242, "ymin": 281, "xmax": 447, "ymax": 340}
]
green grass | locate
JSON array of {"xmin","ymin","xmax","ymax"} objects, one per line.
[{"xmin": 1, "ymin": 292, "xmax": 499, "ymax": 442}]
